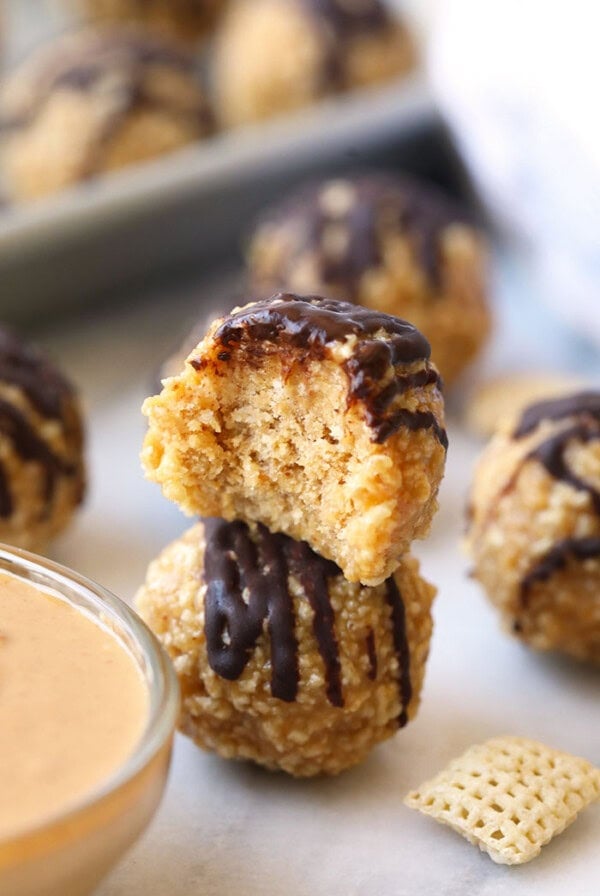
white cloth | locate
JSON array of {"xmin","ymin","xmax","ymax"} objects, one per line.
[{"xmin": 427, "ymin": 0, "xmax": 600, "ymax": 345}]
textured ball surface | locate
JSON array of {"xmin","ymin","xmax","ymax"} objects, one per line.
[
  {"xmin": 466, "ymin": 391, "xmax": 600, "ymax": 664},
  {"xmin": 248, "ymin": 175, "xmax": 491, "ymax": 386},
  {"xmin": 0, "ymin": 27, "xmax": 213, "ymax": 200},
  {"xmin": 136, "ymin": 519, "xmax": 435, "ymax": 776},
  {"xmin": 0, "ymin": 328, "xmax": 85, "ymax": 550},
  {"xmin": 142, "ymin": 294, "xmax": 447, "ymax": 586}
]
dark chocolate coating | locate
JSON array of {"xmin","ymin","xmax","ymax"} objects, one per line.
[
  {"xmin": 514, "ymin": 390, "xmax": 600, "ymax": 515},
  {"xmin": 209, "ymin": 293, "xmax": 447, "ymax": 448},
  {"xmin": 0, "ymin": 329, "xmax": 83, "ymax": 520},
  {"xmin": 512, "ymin": 391, "xmax": 600, "ymax": 602},
  {"xmin": 203, "ymin": 518, "xmax": 412, "ymax": 722},
  {"xmin": 254, "ymin": 176, "xmax": 472, "ymax": 292},
  {"xmin": 513, "ymin": 391, "xmax": 600, "ymax": 439},
  {"xmin": 521, "ymin": 537, "xmax": 600, "ymax": 604}
]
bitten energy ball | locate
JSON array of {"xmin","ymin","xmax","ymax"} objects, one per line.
[
  {"xmin": 0, "ymin": 328, "xmax": 85, "ymax": 550},
  {"xmin": 212, "ymin": 0, "xmax": 415, "ymax": 127},
  {"xmin": 75, "ymin": 0, "xmax": 225, "ymax": 44},
  {"xmin": 466, "ymin": 391, "xmax": 600, "ymax": 664},
  {"xmin": 136, "ymin": 519, "xmax": 435, "ymax": 776},
  {"xmin": 142, "ymin": 294, "xmax": 447, "ymax": 586},
  {"xmin": 248, "ymin": 175, "xmax": 491, "ymax": 386},
  {"xmin": 0, "ymin": 28, "xmax": 212, "ymax": 201}
]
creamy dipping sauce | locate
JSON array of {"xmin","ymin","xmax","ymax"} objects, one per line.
[{"xmin": 0, "ymin": 571, "xmax": 148, "ymax": 840}]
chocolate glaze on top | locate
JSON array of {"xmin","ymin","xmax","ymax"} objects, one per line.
[
  {"xmin": 203, "ymin": 518, "xmax": 412, "ymax": 718},
  {"xmin": 0, "ymin": 330, "xmax": 82, "ymax": 520},
  {"xmin": 211, "ymin": 294, "xmax": 447, "ymax": 448},
  {"xmin": 510, "ymin": 391, "xmax": 600, "ymax": 601},
  {"xmin": 0, "ymin": 327, "xmax": 75, "ymax": 420},
  {"xmin": 1, "ymin": 30, "xmax": 211, "ymax": 176},
  {"xmin": 384, "ymin": 578, "xmax": 412, "ymax": 728},
  {"xmin": 513, "ymin": 391, "xmax": 600, "ymax": 439},
  {"xmin": 256, "ymin": 176, "xmax": 472, "ymax": 292},
  {"xmin": 513, "ymin": 390, "xmax": 600, "ymax": 515}
]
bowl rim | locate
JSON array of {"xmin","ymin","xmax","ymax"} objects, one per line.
[{"xmin": 0, "ymin": 543, "xmax": 180, "ymax": 858}]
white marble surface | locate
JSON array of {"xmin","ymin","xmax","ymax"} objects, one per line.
[{"xmin": 36, "ymin": 258, "xmax": 600, "ymax": 895}]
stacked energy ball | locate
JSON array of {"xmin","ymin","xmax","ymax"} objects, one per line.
[{"xmin": 137, "ymin": 293, "xmax": 448, "ymax": 775}]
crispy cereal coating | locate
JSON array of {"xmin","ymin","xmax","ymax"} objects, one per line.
[
  {"xmin": 248, "ymin": 175, "xmax": 491, "ymax": 386},
  {"xmin": 0, "ymin": 28, "xmax": 212, "ymax": 201},
  {"xmin": 75, "ymin": 0, "xmax": 225, "ymax": 43},
  {"xmin": 136, "ymin": 520, "xmax": 435, "ymax": 776},
  {"xmin": 466, "ymin": 391, "xmax": 600, "ymax": 663},
  {"xmin": 212, "ymin": 0, "xmax": 415, "ymax": 127},
  {"xmin": 142, "ymin": 294, "xmax": 447, "ymax": 585},
  {"xmin": 0, "ymin": 327, "xmax": 85, "ymax": 550}
]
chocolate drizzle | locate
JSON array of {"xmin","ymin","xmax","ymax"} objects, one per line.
[
  {"xmin": 204, "ymin": 518, "xmax": 299, "ymax": 701},
  {"xmin": 300, "ymin": 0, "xmax": 392, "ymax": 89},
  {"xmin": 0, "ymin": 400, "xmax": 76, "ymax": 517},
  {"xmin": 521, "ymin": 537, "xmax": 600, "ymax": 604},
  {"xmin": 0, "ymin": 327, "xmax": 74, "ymax": 420},
  {"xmin": 513, "ymin": 392, "xmax": 600, "ymax": 439},
  {"xmin": 511, "ymin": 391, "xmax": 600, "ymax": 603},
  {"xmin": 514, "ymin": 391, "xmax": 600, "ymax": 515},
  {"xmin": 203, "ymin": 518, "xmax": 412, "ymax": 717},
  {"xmin": 257, "ymin": 176, "xmax": 472, "ymax": 293},
  {"xmin": 0, "ymin": 329, "xmax": 81, "ymax": 519},
  {"xmin": 384, "ymin": 578, "xmax": 412, "ymax": 728},
  {"xmin": 211, "ymin": 294, "xmax": 447, "ymax": 448},
  {"xmin": 290, "ymin": 539, "xmax": 343, "ymax": 707}
]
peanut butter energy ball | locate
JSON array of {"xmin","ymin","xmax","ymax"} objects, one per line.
[
  {"xmin": 248, "ymin": 175, "xmax": 491, "ymax": 386},
  {"xmin": 75, "ymin": 0, "xmax": 225, "ymax": 44},
  {"xmin": 142, "ymin": 294, "xmax": 447, "ymax": 586},
  {"xmin": 212, "ymin": 0, "xmax": 415, "ymax": 127},
  {"xmin": 0, "ymin": 28, "xmax": 213, "ymax": 201},
  {"xmin": 0, "ymin": 327, "xmax": 85, "ymax": 551},
  {"xmin": 466, "ymin": 391, "xmax": 600, "ymax": 664},
  {"xmin": 136, "ymin": 520, "xmax": 435, "ymax": 776}
]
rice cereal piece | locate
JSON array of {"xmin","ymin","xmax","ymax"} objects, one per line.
[{"xmin": 405, "ymin": 736, "xmax": 600, "ymax": 865}]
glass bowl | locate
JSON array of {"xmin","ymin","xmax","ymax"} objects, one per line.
[{"xmin": 0, "ymin": 545, "xmax": 180, "ymax": 896}]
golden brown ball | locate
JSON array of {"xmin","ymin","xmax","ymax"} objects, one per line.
[
  {"xmin": 212, "ymin": 0, "xmax": 415, "ymax": 127},
  {"xmin": 136, "ymin": 519, "xmax": 435, "ymax": 776},
  {"xmin": 0, "ymin": 327, "xmax": 85, "ymax": 551},
  {"xmin": 0, "ymin": 27, "xmax": 213, "ymax": 201},
  {"xmin": 248, "ymin": 175, "xmax": 491, "ymax": 387},
  {"xmin": 466, "ymin": 391, "xmax": 600, "ymax": 664}
]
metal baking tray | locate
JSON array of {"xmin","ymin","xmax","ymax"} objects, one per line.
[{"xmin": 0, "ymin": 1, "xmax": 470, "ymax": 323}]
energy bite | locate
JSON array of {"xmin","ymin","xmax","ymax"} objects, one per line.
[
  {"xmin": 248, "ymin": 175, "xmax": 491, "ymax": 386},
  {"xmin": 0, "ymin": 327, "xmax": 85, "ymax": 550},
  {"xmin": 405, "ymin": 737, "xmax": 600, "ymax": 865},
  {"xmin": 136, "ymin": 519, "xmax": 435, "ymax": 776},
  {"xmin": 142, "ymin": 294, "xmax": 447, "ymax": 585},
  {"xmin": 0, "ymin": 27, "xmax": 212, "ymax": 201},
  {"xmin": 466, "ymin": 391, "xmax": 600, "ymax": 663},
  {"xmin": 212, "ymin": 0, "xmax": 415, "ymax": 127},
  {"xmin": 75, "ymin": 0, "xmax": 225, "ymax": 44}
]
